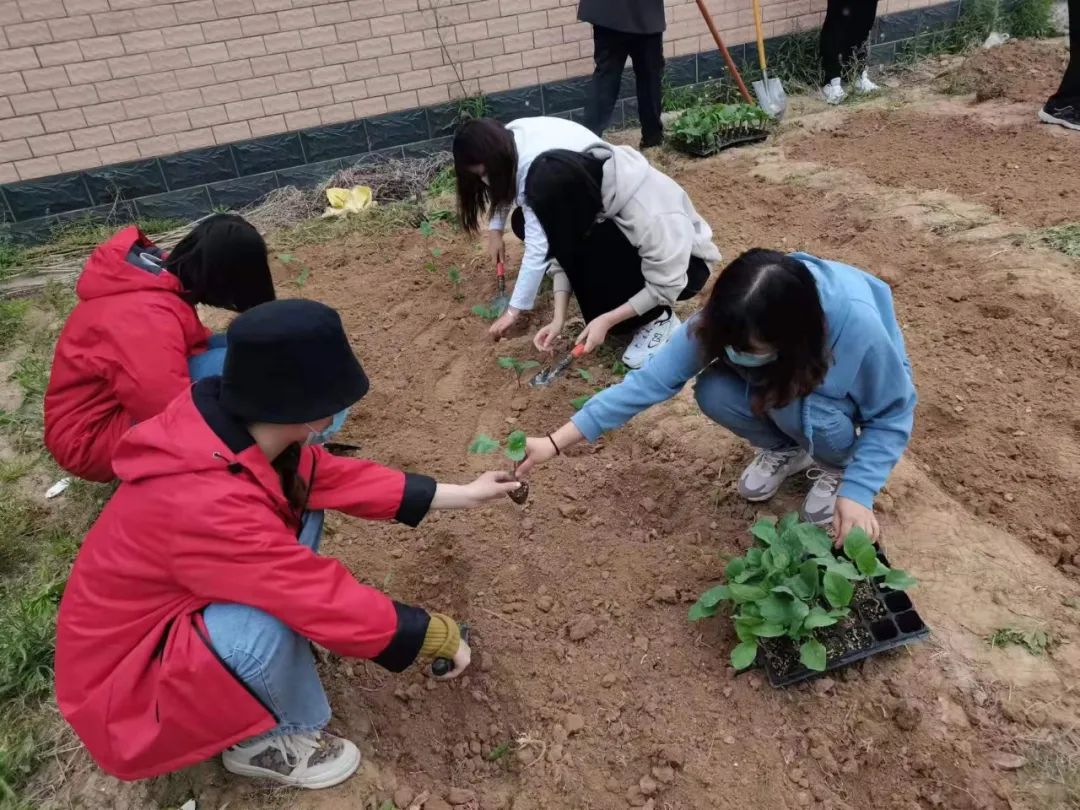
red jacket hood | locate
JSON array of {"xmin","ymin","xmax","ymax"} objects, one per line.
[{"xmin": 75, "ymin": 226, "xmax": 185, "ymax": 302}]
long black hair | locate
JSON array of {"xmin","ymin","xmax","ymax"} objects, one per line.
[
  {"xmin": 452, "ymin": 118, "xmax": 518, "ymax": 233},
  {"xmin": 524, "ymin": 149, "xmax": 606, "ymax": 267},
  {"xmin": 164, "ymin": 213, "xmax": 274, "ymax": 312},
  {"xmin": 697, "ymin": 249, "xmax": 830, "ymax": 414}
]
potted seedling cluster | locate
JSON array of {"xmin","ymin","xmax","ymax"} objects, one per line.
[
  {"xmin": 669, "ymin": 103, "xmax": 772, "ymax": 157},
  {"xmin": 690, "ymin": 514, "xmax": 927, "ymax": 686},
  {"xmin": 469, "ymin": 431, "xmax": 530, "ymax": 504}
]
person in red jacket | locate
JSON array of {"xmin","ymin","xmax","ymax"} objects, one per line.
[
  {"xmin": 44, "ymin": 214, "xmax": 274, "ymax": 482},
  {"xmin": 55, "ymin": 299, "xmax": 521, "ymax": 789}
]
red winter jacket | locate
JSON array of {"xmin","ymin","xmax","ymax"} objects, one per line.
[
  {"xmin": 44, "ymin": 226, "xmax": 211, "ymax": 482},
  {"xmin": 55, "ymin": 378, "xmax": 437, "ymax": 780}
]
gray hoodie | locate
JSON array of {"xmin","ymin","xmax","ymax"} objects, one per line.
[{"xmin": 551, "ymin": 143, "xmax": 722, "ymax": 316}]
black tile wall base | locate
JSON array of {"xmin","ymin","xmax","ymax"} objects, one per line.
[{"xmin": 1, "ymin": 0, "xmax": 963, "ymax": 246}]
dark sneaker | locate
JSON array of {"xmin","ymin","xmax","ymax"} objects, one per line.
[
  {"xmin": 640, "ymin": 133, "xmax": 664, "ymax": 149},
  {"xmin": 1039, "ymin": 103, "xmax": 1080, "ymax": 131},
  {"xmin": 223, "ymin": 731, "xmax": 360, "ymax": 789}
]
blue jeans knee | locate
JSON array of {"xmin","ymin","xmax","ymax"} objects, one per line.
[{"xmin": 693, "ymin": 367, "xmax": 794, "ymax": 450}]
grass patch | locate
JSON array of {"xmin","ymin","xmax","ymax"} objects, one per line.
[
  {"xmin": 269, "ymin": 201, "xmax": 429, "ymax": 249},
  {"xmin": 0, "ymin": 300, "xmax": 28, "ymax": 346},
  {"xmin": 897, "ymin": 0, "xmax": 1058, "ymax": 65},
  {"xmin": 987, "ymin": 626, "xmax": 1057, "ymax": 655},
  {"xmin": 1037, "ymin": 224, "xmax": 1080, "ymax": 258},
  {"xmin": 1018, "ymin": 732, "xmax": 1080, "ymax": 809}
]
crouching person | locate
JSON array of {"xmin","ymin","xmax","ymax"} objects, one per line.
[{"xmin": 55, "ymin": 299, "xmax": 520, "ymax": 789}]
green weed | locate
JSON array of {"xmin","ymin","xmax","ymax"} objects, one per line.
[
  {"xmin": 988, "ymin": 626, "xmax": 1056, "ymax": 655},
  {"xmin": 1037, "ymin": 224, "xmax": 1080, "ymax": 258},
  {"xmin": 427, "ymin": 164, "xmax": 456, "ymax": 197},
  {"xmin": 0, "ymin": 300, "xmax": 28, "ymax": 346}
]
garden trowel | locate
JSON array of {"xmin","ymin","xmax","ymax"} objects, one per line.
[
  {"xmin": 530, "ymin": 344, "xmax": 586, "ymax": 387},
  {"xmin": 490, "ymin": 261, "xmax": 511, "ymax": 316}
]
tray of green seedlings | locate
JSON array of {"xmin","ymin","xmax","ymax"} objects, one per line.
[
  {"xmin": 668, "ymin": 103, "xmax": 772, "ymax": 157},
  {"xmin": 689, "ymin": 514, "xmax": 927, "ymax": 687}
]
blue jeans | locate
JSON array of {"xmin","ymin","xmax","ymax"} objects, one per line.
[
  {"xmin": 189, "ymin": 339, "xmax": 330, "ymax": 740},
  {"xmin": 693, "ymin": 366, "xmax": 856, "ymax": 467},
  {"xmin": 203, "ymin": 522, "xmax": 331, "ymax": 740}
]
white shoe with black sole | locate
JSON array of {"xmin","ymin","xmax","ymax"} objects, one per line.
[
  {"xmin": 1039, "ymin": 104, "xmax": 1080, "ymax": 132},
  {"xmin": 223, "ymin": 731, "xmax": 361, "ymax": 789},
  {"xmin": 622, "ymin": 312, "xmax": 680, "ymax": 370}
]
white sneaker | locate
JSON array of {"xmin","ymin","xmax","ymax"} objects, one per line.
[
  {"xmin": 223, "ymin": 731, "xmax": 361, "ymax": 789},
  {"xmin": 737, "ymin": 447, "xmax": 813, "ymax": 502},
  {"xmin": 622, "ymin": 311, "xmax": 679, "ymax": 369},
  {"xmin": 822, "ymin": 78, "xmax": 846, "ymax": 105},
  {"xmin": 801, "ymin": 465, "xmax": 843, "ymax": 525},
  {"xmin": 855, "ymin": 70, "xmax": 880, "ymax": 94}
]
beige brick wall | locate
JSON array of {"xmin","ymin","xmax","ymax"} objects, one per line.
[{"xmin": 0, "ymin": 0, "xmax": 936, "ymax": 184}]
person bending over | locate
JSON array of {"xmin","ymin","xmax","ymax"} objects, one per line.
[
  {"xmin": 517, "ymin": 249, "xmax": 916, "ymax": 540},
  {"xmin": 524, "ymin": 145, "xmax": 720, "ymax": 369}
]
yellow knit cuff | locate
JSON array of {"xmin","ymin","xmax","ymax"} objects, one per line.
[{"xmin": 420, "ymin": 613, "xmax": 461, "ymax": 660}]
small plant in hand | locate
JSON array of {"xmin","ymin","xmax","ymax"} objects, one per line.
[
  {"xmin": 497, "ymin": 356, "xmax": 541, "ymax": 387},
  {"xmin": 469, "ymin": 431, "xmax": 529, "ymax": 504},
  {"xmin": 689, "ymin": 514, "xmax": 918, "ymax": 681}
]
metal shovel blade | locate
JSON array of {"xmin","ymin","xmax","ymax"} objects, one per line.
[
  {"xmin": 489, "ymin": 261, "xmax": 511, "ymax": 316},
  {"xmin": 753, "ymin": 72, "xmax": 787, "ymax": 119},
  {"xmin": 530, "ymin": 344, "xmax": 586, "ymax": 387}
]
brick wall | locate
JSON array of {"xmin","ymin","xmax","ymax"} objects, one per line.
[{"xmin": 0, "ymin": 0, "xmax": 941, "ymax": 184}]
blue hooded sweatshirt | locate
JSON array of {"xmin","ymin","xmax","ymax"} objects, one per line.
[{"xmin": 571, "ymin": 253, "xmax": 916, "ymax": 509}]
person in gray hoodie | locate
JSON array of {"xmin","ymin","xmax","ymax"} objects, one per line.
[{"xmin": 524, "ymin": 143, "xmax": 721, "ymax": 369}]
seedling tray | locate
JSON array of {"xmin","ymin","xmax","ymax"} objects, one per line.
[
  {"xmin": 672, "ymin": 130, "xmax": 769, "ymax": 158},
  {"xmin": 758, "ymin": 550, "xmax": 930, "ymax": 688}
]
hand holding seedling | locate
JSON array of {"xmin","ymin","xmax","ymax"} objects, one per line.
[
  {"xmin": 468, "ymin": 431, "xmax": 530, "ymax": 503},
  {"xmin": 833, "ymin": 497, "xmax": 879, "ymax": 545},
  {"xmin": 488, "ymin": 307, "xmax": 519, "ymax": 340},
  {"xmin": 431, "ymin": 471, "xmax": 521, "ymax": 508},
  {"xmin": 514, "ymin": 422, "xmax": 586, "ymax": 478}
]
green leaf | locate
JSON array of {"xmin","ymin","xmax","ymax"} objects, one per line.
[
  {"xmin": 577, "ymin": 368, "xmax": 593, "ymax": 381},
  {"xmin": 778, "ymin": 512, "xmax": 800, "ymax": 533},
  {"xmin": 570, "ymin": 394, "xmax": 592, "ymax": 410},
  {"xmin": 803, "ymin": 607, "xmax": 838, "ymax": 630},
  {"xmin": 277, "ymin": 252, "xmax": 294, "ymax": 263},
  {"xmin": 295, "ymin": 266, "xmax": 310, "ymax": 288},
  {"xmin": 486, "ymin": 741, "xmax": 512, "ymax": 761},
  {"xmin": 520, "ymin": 360, "xmax": 540, "ymax": 371},
  {"xmin": 688, "ymin": 600, "xmax": 718, "ymax": 621},
  {"xmin": 733, "ymin": 616, "xmax": 760, "ymax": 642},
  {"xmin": 853, "ymin": 545, "xmax": 882, "ymax": 577},
  {"xmin": 758, "ymin": 594, "xmax": 791, "ymax": 624},
  {"xmin": 750, "ymin": 519, "xmax": 778, "ymax": 546},
  {"xmin": 798, "ymin": 560, "xmax": 819, "ymax": 599},
  {"xmin": 745, "ymin": 548, "xmax": 764, "ymax": 568},
  {"xmin": 505, "ymin": 430, "xmax": 527, "ymax": 462},
  {"xmin": 497, "ymin": 356, "xmax": 517, "ymax": 370},
  {"xmin": 799, "ymin": 639, "xmax": 827, "ymax": 671},
  {"xmin": 419, "ymin": 221, "xmax": 434, "ymax": 237},
  {"xmin": 792, "ymin": 523, "xmax": 833, "ymax": 556},
  {"xmin": 431, "ymin": 247, "xmax": 442, "ymax": 258},
  {"xmin": 824, "ymin": 559, "xmax": 863, "ymax": 580},
  {"xmin": 823, "ymin": 570, "xmax": 854, "ymax": 608},
  {"xmin": 728, "ymin": 583, "xmax": 767, "ymax": 603},
  {"xmin": 448, "ymin": 267, "xmax": 461, "ymax": 284},
  {"xmin": 468, "ymin": 434, "xmax": 499, "ymax": 454},
  {"xmin": 724, "ymin": 557, "xmax": 747, "ymax": 580},
  {"xmin": 752, "ymin": 622, "xmax": 786, "ymax": 638},
  {"xmin": 762, "ymin": 548, "xmax": 789, "ymax": 573},
  {"xmin": 730, "ymin": 640, "xmax": 759, "ymax": 669},
  {"xmin": 611, "ymin": 360, "xmax": 629, "ymax": 376},
  {"xmin": 883, "ymin": 569, "xmax": 917, "ymax": 590},
  {"xmin": 774, "ymin": 532, "xmax": 804, "ymax": 569},
  {"xmin": 698, "ymin": 584, "xmax": 730, "ymax": 608},
  {"xmin": 471, "ymin": 303, "xmax": 497, "ymax": 320},
  {"xmin": 842, "ymin": 528, "xmax": 874, "ymax": 562}
]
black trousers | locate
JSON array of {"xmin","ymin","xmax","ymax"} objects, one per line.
[
  {"xmin": 521, "ymin": 214, "xmax": 707, "ymax": 334},
  {"xmin": 584, "ymin": 25, "xmax": 664, "ymax": 145},
  {"xmin": 819, "ymin": 0, "xmax": 880, "ymax": 80},
  {"xmin": 1049, "ymin": 0, "xmax": 1079, "ymax": 105}
]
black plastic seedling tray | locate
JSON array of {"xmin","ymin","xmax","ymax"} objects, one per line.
[
  {"xmin": 673, "ymin": 130, "xmax": 769, "ymax": 157},
  {"xmin": 758, "ymin": 550, "xmax": 930, "ymax": 688}
]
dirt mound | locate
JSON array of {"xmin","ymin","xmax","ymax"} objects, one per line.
[{"xmin": 941, "ymin": 38, "xmax": 1069, "ymax": 103}]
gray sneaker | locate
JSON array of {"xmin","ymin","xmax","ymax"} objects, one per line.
[
  {"xmin": 737, "ymin": 447, "xmax": 813, "ymax": 502},
  {"xmin": 801, "ymin": 466, "xmax": 843, "ymax": 525},
  {"xmin": 222, "ymin": 731, "xmax": 360, "ymax": 789}
]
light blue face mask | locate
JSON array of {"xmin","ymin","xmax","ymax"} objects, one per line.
[
  {"xmin": 725, "ymin": 345, "xmax": 778, "ymax": 368},
  {"xmin": 305, "ymin": 408, "xmax": 349, "ymax": 445}
]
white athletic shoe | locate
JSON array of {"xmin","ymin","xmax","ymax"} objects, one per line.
[
  {"xmin": 822, "ymin": 77, "xmax": 846, "ymax": 105},
  {"xmin": 855, "ymin": 70, "xmax": 880, "ymax": 94},
  {"xmin": 622, "ymin": 311, "xmax": 680, "ymax": 369},
  {"xmin": 737, "ymin": 447, "xmax": 813, "ymax": 502},
  {"xmin": 801, "ymin": 465, "xmax": 843, "ymax": 526},
  {"xmin": 223, "ymin": 731, "xmax": 361, "ymax": 789}
]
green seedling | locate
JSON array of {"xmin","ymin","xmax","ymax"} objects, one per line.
[
  {"xmin": 419, "ymin": 220, "xmax": 435, "ymax": 238},
  {"xmin": 988, "ymin": 627, "xmax": 1056, "ymax": 656},
  {"xmin": 277, "ymin": 253, "xmax": 311, "ymax": 288},
  {"xmin": 611, "ymin": 360, "xmax": 630, "ymax": 376},
  {"xmin": 448, "ymin": 266, "xmax": 464, "ymax": 300},
  {"xmin": 468, "ymin": 430, "xmax": 527, "ymax": 464},
  {"xmin": 577, "ymin": 368, "xmax": 593, "ymax": 382},
  {"xmin": 689, "ymin": 514, "xmax": 916, "ymax": 672},
  {"xmin": 471, "ymin": 302, "xmax": 501, "ymax": 321},
  {"xmin": 487, "ymin": 741, "xmax": 513, "ymax": 761},
  {"xmin": 497, "ymin": 356, "xmax": 541, "ymax": 387},
  {"xmin": 570, "ymin": 394, "xmax": 592, "ymax": 410}
]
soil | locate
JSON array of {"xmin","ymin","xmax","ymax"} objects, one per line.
[
  {"xmin": 34, "ymin": 43, "xmax": 1080, "ymax": 810},
  {"xmin": 939, "ymin": 37, "xmax": 1070, "ymax": 104},
  {"xmin": 853, "ymin": 581, "xmax": 888, "ymax": 623}
]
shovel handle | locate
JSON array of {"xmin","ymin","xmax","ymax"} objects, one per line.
[
  {"xmin": 693, "ymin": 0, "xmax": 753, "ymax": 104},
  {"xmin": 751, "ymin": 0, "xmax": 767, "ymax": 71},
  {"xmin": 571, "ymin": 344, "xmax": 587, "ymax": 358},
  {"xmin": 496, "ymin": 261, "xmax": 505, "ymax": 279}
]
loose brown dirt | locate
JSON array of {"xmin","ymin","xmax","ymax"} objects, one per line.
[
  {"xmin": 35, "ymin": 42, "xmax": 1080, "ymax": 810},
  {"xmin": 939, "ymin": 37, "xmax": 1070, "ymax": 103}
]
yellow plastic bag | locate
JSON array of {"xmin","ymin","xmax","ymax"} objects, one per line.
[{"xmin": 323, "ymin": 185, "xmax": 373, "ymax": 217}]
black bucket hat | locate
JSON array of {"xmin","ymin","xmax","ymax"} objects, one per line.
[{"xmin": 220, "ymin": 299, "xmax": 369, "ymax": 424}]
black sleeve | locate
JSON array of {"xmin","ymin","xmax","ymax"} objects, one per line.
[
  {"xmin": 395, "ymin": 473, "xmax": 437, "ymax": 527},
  {"xmin": 372, "ymin": 601, "xmax": 430, "ymax": 672}
]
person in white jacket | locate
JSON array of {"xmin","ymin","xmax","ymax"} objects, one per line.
[
  {"xmin": 524, "ymin": 143, "xmax": 722, "ymax": 368},
  {"xmin": 453, "ymin": 116, "xmax": 600, "ymax": 341}
]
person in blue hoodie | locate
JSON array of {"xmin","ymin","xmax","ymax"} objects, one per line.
[{"xmin": 515, "ymin": 248, "xmax": 916, "ymax": 541}]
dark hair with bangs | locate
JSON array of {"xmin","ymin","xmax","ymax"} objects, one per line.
[
  {"xmin": 164, "ymin": 213, "xmax": 274, "ymax": 313},
  {"xmin": 524, "ymin": 149, "xmax": 606, "ymax": 266},
  {"xmin": 453, "ymin": 118, "xmax": 518, "ymax": 233},
  {"xmin": 696, "ymin": 248, "xmax": 830, "ymax": 414}
]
